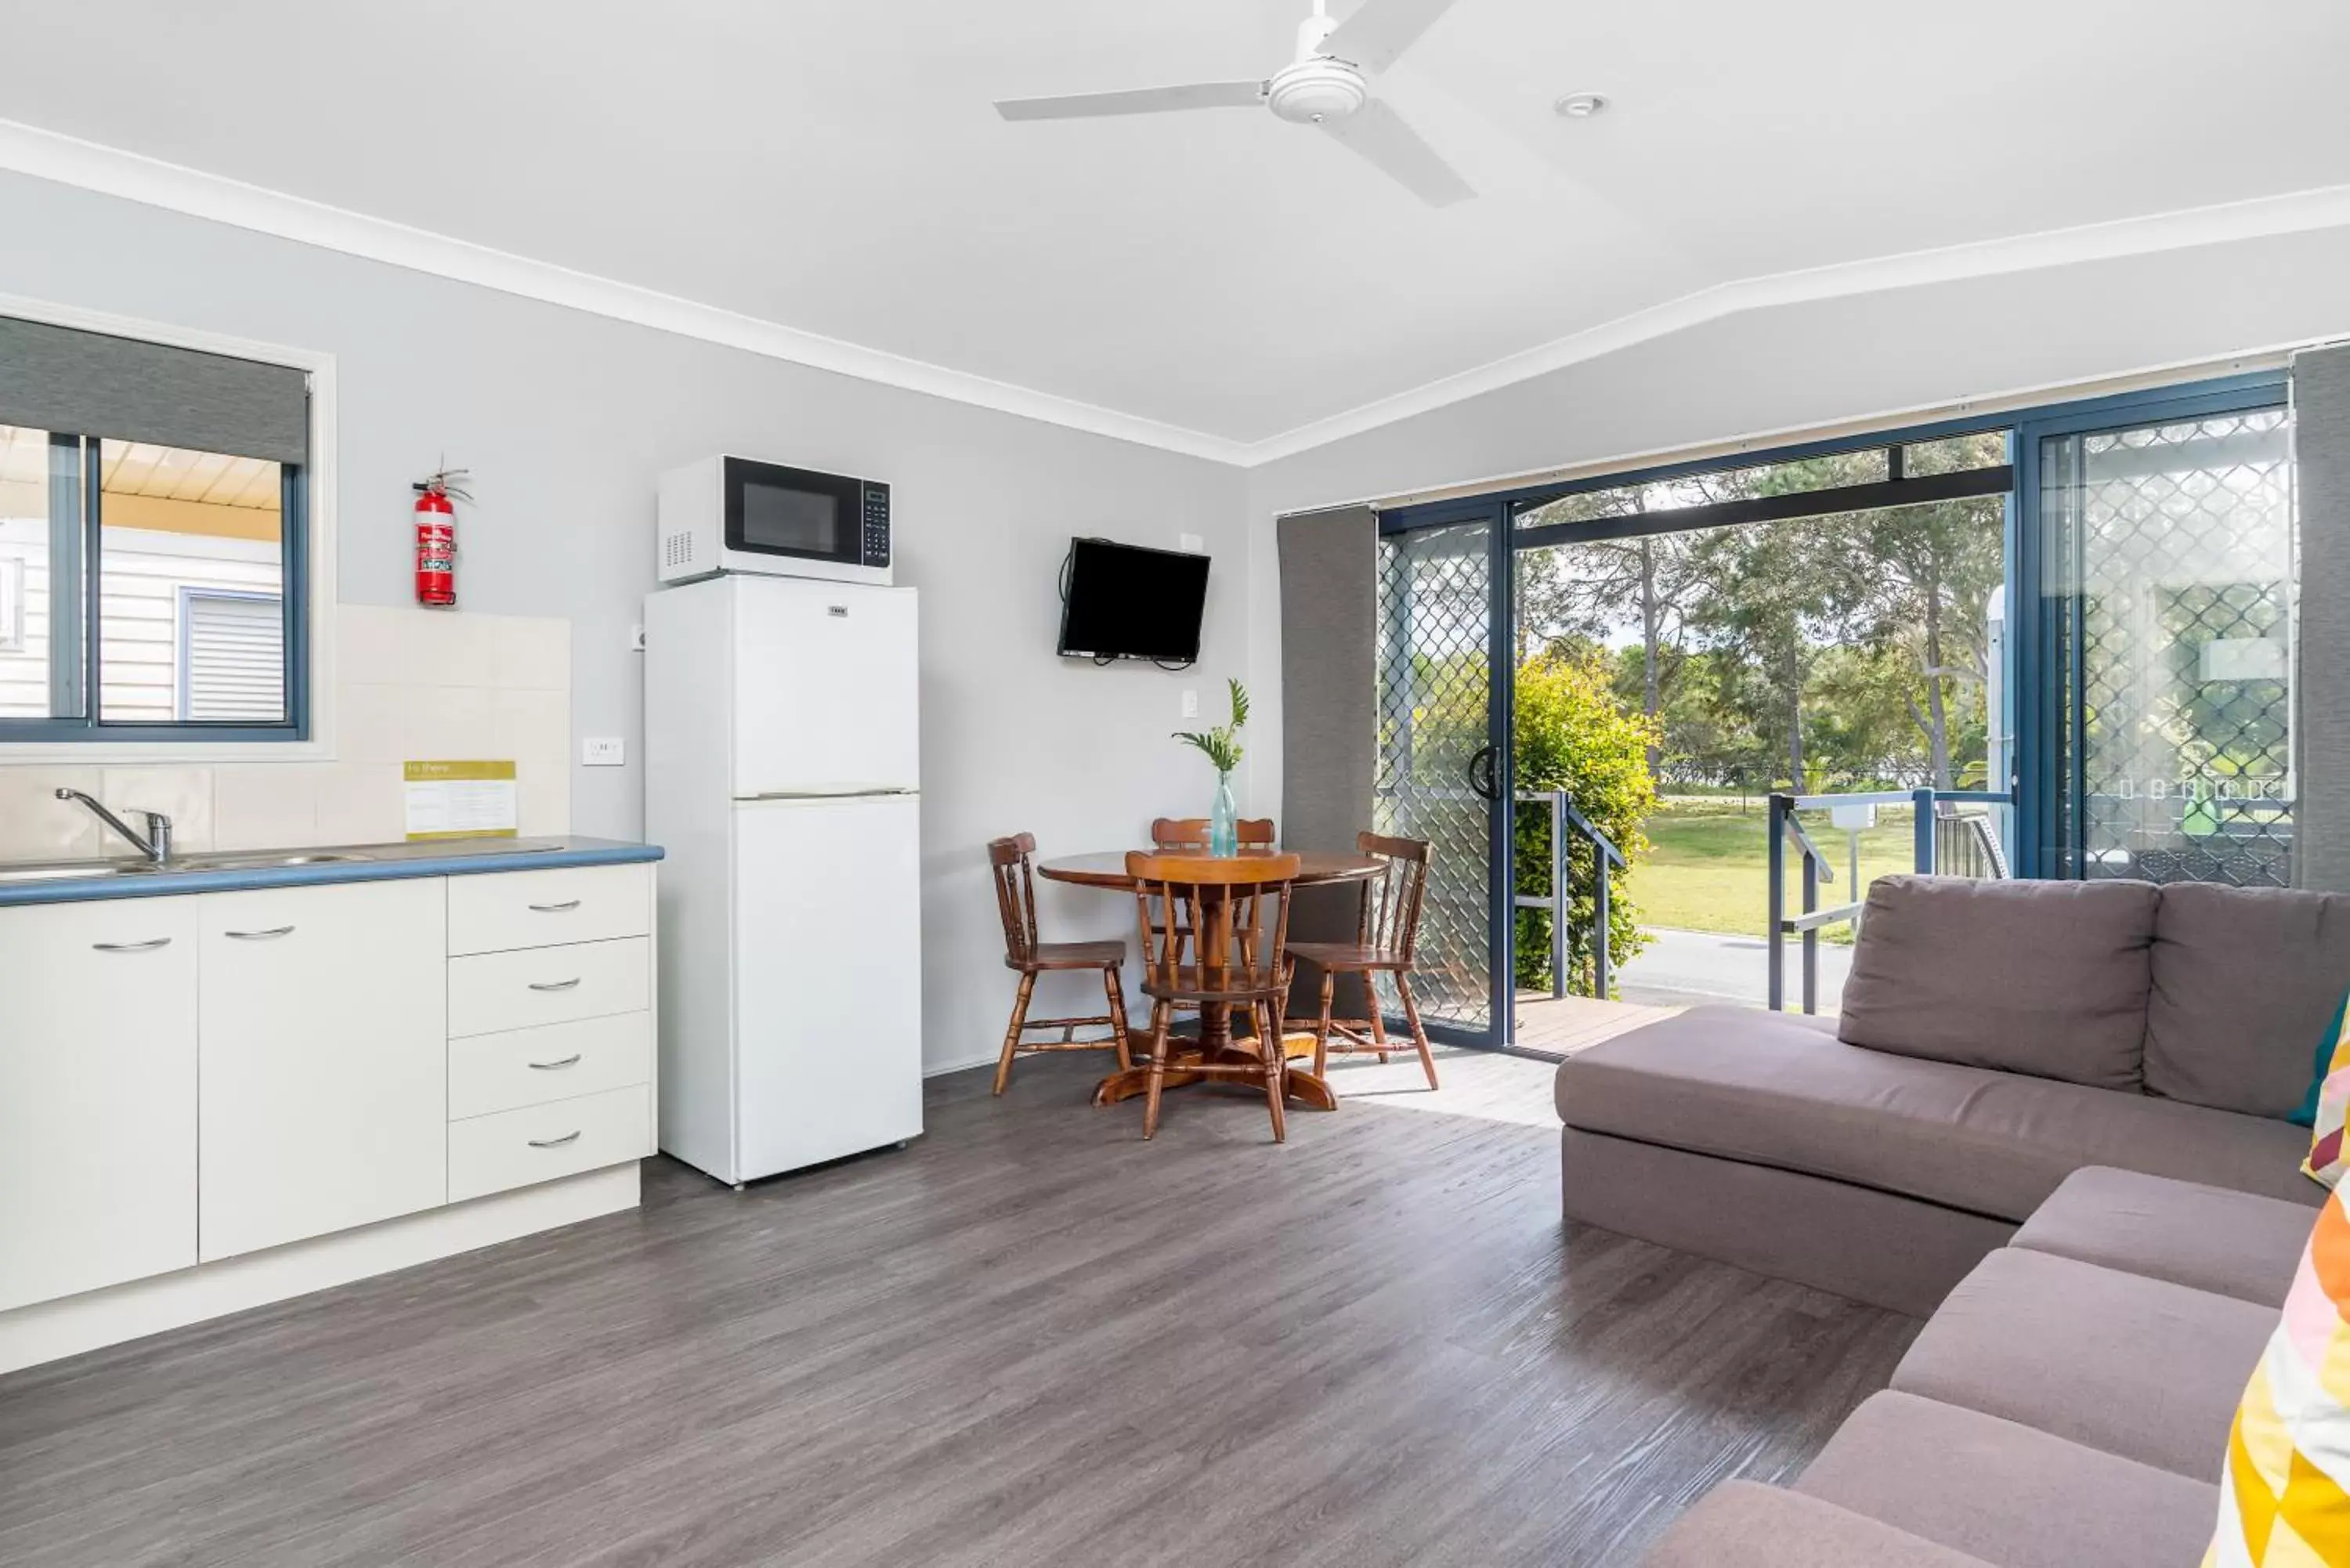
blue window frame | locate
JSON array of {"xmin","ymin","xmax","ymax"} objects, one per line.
[
  {"xmin": 0, "ymin": 434, "xmax": 309, "ymax": 743},
  {"xmin": 1373, "ymin": 367, "xmax": 2291, "ymax": 956},
  {"xmin": 2010, "ymin": 372, "xmax": 2290, "ymax": 882}
]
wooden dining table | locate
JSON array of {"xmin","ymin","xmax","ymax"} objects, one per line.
[{"xmin": 1036, "ymin": 847, "xmax": 1384, "ymax": 1113}]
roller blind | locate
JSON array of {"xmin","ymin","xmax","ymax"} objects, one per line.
[
  {"xmin": 2294, "ymin": 344, "xmax": 2350, "ymax": 891},
  {"xmin": 1278, "ymin": 504, "xmax": 1378, "ymax": 1017},
  {"xmin": 0, "ymin": 315, "xmax": 307, "ymax": 465}
]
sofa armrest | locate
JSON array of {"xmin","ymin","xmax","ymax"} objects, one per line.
[{"xmin": 1638, "ymin": 1483, "xmax": 1999, "ymax": 1568}]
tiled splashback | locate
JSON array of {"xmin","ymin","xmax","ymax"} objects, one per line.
[{"xmin": 0, "ymin": 605, "xmax": 571, "ymax": 861}]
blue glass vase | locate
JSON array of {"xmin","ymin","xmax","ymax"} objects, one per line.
[{"xmin": 1209, "ymin": 770, "xmax": 1238, "ymax": 856}]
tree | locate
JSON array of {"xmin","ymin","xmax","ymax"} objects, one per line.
[
  {"xmin": 1685, "ymin": 513, "xmax": 1874, "ymax": 789},
  {"xmin": 1512, "ymin": 649, "xmax": 1658, "ymax": 995},
  {"xmin": 1518, "ymin": 502, "xmax": 1705, "ymax": 775},
  {"xmin": 1849, "ymin": 476, "xmax": 2005, "ymax": 790}
]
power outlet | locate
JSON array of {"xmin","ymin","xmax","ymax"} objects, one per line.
[
  {"xmin": 580, "ymin": 737, "xmax": 626, "ymax": 767},
  {"xmin": 628, "ymin": 624, "xmax": 646, "ymax": 652},
  {"xmin": 1180, "ymin": 689, "xmax": 1199, "ymax": 719}
]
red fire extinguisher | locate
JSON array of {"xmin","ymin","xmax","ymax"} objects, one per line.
[{"xmin": 412, "ymin": 467, "xmax": 472, "ymax": 609}]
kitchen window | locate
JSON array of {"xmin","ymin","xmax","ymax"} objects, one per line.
[{"xmin": 0, "ymin": 309, "xmax": 320, "ymax": 748}]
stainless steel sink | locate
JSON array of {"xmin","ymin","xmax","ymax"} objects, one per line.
[
  {"xmin": 178, "ymin": 851, "xmax": 375, "ymax": 872},
  {"xmin": 0, "ymin": 860, "xmax": 165, "ymax": 884},
  {"xmin": 0, "ymin": 836, "xmax": 583, "ymax": 887}
]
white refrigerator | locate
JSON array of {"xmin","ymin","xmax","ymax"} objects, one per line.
[{"xmin": 644, "ymin": 573, "xmax": 924, "ymax": 1185}]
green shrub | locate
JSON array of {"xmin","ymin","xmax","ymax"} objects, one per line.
[{"xmin": 1513, "ymin": 651, "xmax": 1658, "ymax": 996}]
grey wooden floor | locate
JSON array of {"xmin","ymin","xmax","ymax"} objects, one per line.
[{"xmin": 0, "ymin": 1050, "xmax": 1916, "ymax": 1567}]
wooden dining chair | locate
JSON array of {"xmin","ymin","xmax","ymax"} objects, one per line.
[
  {"xmin": 987, "ymin": 833, "xmax": 1133, "ymax": 1096},
  {"xmin": 1146, "ymin": 816, "xmax": 1280, "ymax": 1042},
  {"xmin": 1288, "ymin": 832, "xmax": 1440, "ymax": 1089},
  {"xmin": 1127, "ymin": 851, "xmax": 1302, "ymax": 1141},
  {"xmin": 1149, "ymin": 817, "xmax": 1276, "ymax": 851}
]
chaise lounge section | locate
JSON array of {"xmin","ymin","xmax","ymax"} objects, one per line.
[
  {"xmin": 1555, "ymin": 876, "xmax": 2347, "ymax": 1314},
  {"xmin": 1640, "ymin": 1164, "xmax": 2318, "ymax": 1566}
]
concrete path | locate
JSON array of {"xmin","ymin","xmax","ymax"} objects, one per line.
[{"xmin": 1614, "ymin": 925, "xmax": 1854, "ymax": 1012}]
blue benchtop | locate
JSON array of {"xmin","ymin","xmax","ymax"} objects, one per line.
[{"xmin": 0, "ymin": 836, "xmax": 663, "ymax": 908}]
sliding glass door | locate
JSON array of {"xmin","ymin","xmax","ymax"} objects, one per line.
[
  {"xmin": 2021, "ymin": 381, "xmax": 2296, "ymax": 884},
  {"xmin": 1374, "ymin": 504, "xmax": 1509, "ymax": 1045}
]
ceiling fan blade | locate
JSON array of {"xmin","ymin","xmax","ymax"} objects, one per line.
[
  {"xmin": 1321, "ymin": 0, "xmax": 1462, "ymax": 74},
  {"xmin": 995, "ymin": 81, "xmax": 1267, "ymax": 121},
  {"xmin": 1321, "ymin": 99, "xmax": 1474, "ymax": 208}
]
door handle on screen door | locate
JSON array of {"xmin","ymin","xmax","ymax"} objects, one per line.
[{"xmin": 1466, "ymin": 746, "xmax": 1499, "ymax": 803}]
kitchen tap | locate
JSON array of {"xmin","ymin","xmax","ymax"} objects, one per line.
[{"xmin": 54, "ymin": 788, "xmax": 173, "ymax": 865}]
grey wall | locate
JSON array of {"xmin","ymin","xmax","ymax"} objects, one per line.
[
  {"xmin": 2295, "ymin": 344, "xmax": 2350, "ymax": 892},
  {"xmin": 1243, "ymin": 223, "xmax": 2350, "ymax": 818},
  {"xmin": 0, "ymin": 169, "xmax": 1250, "ymax": 1075}
]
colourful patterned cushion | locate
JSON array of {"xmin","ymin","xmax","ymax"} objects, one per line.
[
  {"xmin": 2294, "ymin": 988, "xmax": 2350, "ymax": 1129},
  {"xmin": 2206, "ymin": 1185, "xmax": 2350, "ymax": 1563},
  {"xmin": 2302, "ymin": 994, "xmax": 2350, "ymax": 1187}
]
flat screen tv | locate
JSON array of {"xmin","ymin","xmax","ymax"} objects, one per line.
[{"xmin": 1057, "ymin": 537, "xmax": 1209, "ymax": 664}]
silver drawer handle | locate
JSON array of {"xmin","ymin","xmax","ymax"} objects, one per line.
[
  {"xmin": 92, "ymin": 938, "xmax": 172, "ymax": 952},
  {"xmin": 226, "ymin": 926, "xmax": 296, "ymax": 941},
  {"xmin": 529, "ymin": 900, "xmax": 581, "ymax": 913},
  {"xmin": 528, "ymin": 977, "xmax": 582, "ymax": 992},
  {"xmin": 528, "ymin": 1053, "xmax": 584, "ymax": 1071},
  {"xmin": 529, "ymin": 1131, "xmax": 582, "ymax": 1148}
]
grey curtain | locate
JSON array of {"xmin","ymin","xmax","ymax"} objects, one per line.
[
  {"xmin": 0, "ymin": 314, "xmax": 308, "ymax": 464},
  {"xmin": 1278, "ymin": 505, "xmax": 1377, "ymax": 1017},
  {"xmin": 2296, "ymin": 345, "xmax": 2350, "ymax": 892}
]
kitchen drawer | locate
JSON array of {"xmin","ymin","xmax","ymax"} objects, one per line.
[
  {"xmin": 449, "ymin": 1085, "xmax": 652, "ymax": 1202},
  {"xmin": 447, "ymin": 864, "xmax": 652, "ymax": 957},
  {"xmin": 449, "ymin": 1012, "xmax": 652, "ymax": 1121},
  {"xmin": 448, "ymin": 937, "xmax": 650, "ymax": 1038}
]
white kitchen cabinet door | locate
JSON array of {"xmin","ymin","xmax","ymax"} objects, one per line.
[
  {"xmin": 0, "ymin": 897, "xmax": 200, "ymax": 1313},
  {"xmin": 198, "ymin": 877, "xmax": 448, "ymax": 1261}
]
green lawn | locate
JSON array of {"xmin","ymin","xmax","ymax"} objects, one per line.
[{"xmin": 1625, "ymin": 800, "xmax": 1917, "ymax": 938}]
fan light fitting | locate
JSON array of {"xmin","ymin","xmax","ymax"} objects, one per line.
[
  {"xmin": 1269, "ymin": 6, "xmax": 1367, "ymax": 124},
  {"xmin": 989, "ymin": 0, "xmax": 1476, "ymax": 209}
]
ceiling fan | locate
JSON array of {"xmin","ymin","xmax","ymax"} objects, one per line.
[{"xmin": 993, "ymin": 0, "xmax": 1473, "ymax": 208}]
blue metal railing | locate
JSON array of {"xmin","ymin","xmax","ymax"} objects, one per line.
[
  {"xmin": 1517, "ymin": 790, "xmax": 1627, "ymax": 1001},
  {"xmin": 1766, "ymin": 787, "xmax": 2013, "ymax": 1013}
]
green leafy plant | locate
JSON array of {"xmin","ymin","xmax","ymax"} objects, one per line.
[
  {"xmin": 1173, "ymin": 678, "xmax": 1249, "ymax": 773},
  {"xmin": 1513, "ymin": 649, "xmax": 1658, "ymax": 997}
]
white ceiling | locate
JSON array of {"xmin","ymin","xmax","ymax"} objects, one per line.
[{"xmin": 4, "ymin": 0, "xmax": 2349, "ymax": 457}]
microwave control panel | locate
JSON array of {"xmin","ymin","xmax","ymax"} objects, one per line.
[{"xmin": 861, "ymin": 482, "xmax": 891, "ymax": 567}]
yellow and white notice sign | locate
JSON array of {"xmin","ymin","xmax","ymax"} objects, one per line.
[{"xmin": 403, "ymin": 760, "xmax": 519, "ymax": 841}]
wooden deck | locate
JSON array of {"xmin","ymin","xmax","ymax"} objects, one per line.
[{"xmin": 1513, "ymin": 992, "xmax": 1681, "ymax": 1057}]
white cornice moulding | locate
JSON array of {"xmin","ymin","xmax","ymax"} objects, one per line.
[
  {"xmin": 0, "ymin": 118, "xmax": 1253, "ymax": 465},
  {"xmin": 5, "ymin": 117, "xmax": 2349, "ymax": 471},
  {"xmin": 1232, "ymin": 181, "xmax": 2350, "ymax": 466}
]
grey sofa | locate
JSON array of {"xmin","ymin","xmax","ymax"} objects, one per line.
[
  {"xmin": 1554, "ymin": 876, "xmax": 2349, "ymax": 1314},
  {"xmin": 1640, "ymin": 1165, "xmax": 2314, "ymax": 1566}
]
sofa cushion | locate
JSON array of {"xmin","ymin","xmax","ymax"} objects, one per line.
[
  {"xmin": 2146, "ymin": 882, "xmax": 2350, "ymax": 1118},
  {"xmin": 1837, "ymin": 875, "xmax": 2157, "ymax": 1089},
  {"xmin": 1556, "ymin": 1006, "xmax": 2321, "ymax": 1221},
  {"xmin": 1888, "ymin": 1248, "xmax": 2272, "ymax": 1476},
  {"xmin": 1636, "ymin": 1481, "xmax": 1994, "ymax": 1568},
  {"xmin": 2011, "ymin": 1166, "xmax": 2316, "ymax": 1306},
  {"xmin": 1796, "ymin": 1391, "xmax": 2218, "ymax": 1568}
]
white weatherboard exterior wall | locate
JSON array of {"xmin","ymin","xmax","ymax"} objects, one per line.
[
  {"xmin": 1240, "ymin": 222, "xmax": 2350, "ymax": 822},
  {"xmin": 0, "ymin": 168, "xmax": 1249, "ymax": 1077},
  {"xmin": 0, "ymin": 522, "xmax": 281, "ymax": 721}
]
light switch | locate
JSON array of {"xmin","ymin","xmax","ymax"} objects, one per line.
[
  {"xmin": 581, "ymin": 737, "xmax": 626, "ymax": 767},
  {"xmin": 1179, "ymin": 533, "xmax": 1205, "ymax": 555},
  {"xmin": 1180, "ymin": 689, "xmax": 1199, "ymax": 718}
]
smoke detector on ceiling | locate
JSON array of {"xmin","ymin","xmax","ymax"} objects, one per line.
[{"xmin": 1554, "ymin": 92, "xmax": 1610, "ymax": 119}]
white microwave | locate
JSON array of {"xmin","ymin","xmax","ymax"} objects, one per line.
[{"xmin": 657, "ymin": 455, "xmax": 893, "ymax": 587}]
